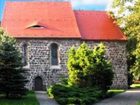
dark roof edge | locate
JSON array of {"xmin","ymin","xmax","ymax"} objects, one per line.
[{"xmin": 14, "ymin": 37, "xmax": 127, "ymax": 42}]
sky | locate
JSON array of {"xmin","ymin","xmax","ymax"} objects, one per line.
[
  {"xmin": 0, "ymin": 0, "xmax": 5, "ymax": 20},
  {"xmin": 0, "ymin": 0, "xmax": 110, "ymax": 20}
]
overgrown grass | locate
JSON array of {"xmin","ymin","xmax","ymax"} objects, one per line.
[{"xmin": 0, "ymin": 91, "xmax": 39, "ymax": 105}]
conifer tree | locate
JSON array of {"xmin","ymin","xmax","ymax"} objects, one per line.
[{"xmin": 0, "ymin": 29, "xmax": 28, "ymax": 98}]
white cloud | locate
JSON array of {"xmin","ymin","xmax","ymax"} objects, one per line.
[{"xmin": 71, "ymin": 0, "xmax": 110, "ymax": 7}]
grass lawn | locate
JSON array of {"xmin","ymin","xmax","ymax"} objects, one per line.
[
  {"xmin": 108, "ymin": 89, "xmax": 125, "ymax": 94},
  {"xmin": 107, "ymin": 89, "xmax": 125, "ymax": 97},
  {"xmin": 137, "ymin": 102, "xmax": 140, "ymax": 105},
  {"xmin": 0, "ymin": 91, "xmax": 39, "ymax": 105},
  {"xmin": 131, "ymin": 84, "xmax": 140, "ymax": 88}
]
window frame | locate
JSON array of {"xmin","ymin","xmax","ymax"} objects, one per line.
[{"xmin": 50, "ymin": 43, "xmax": 59, "ymax": 66}]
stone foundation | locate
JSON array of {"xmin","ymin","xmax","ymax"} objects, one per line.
[{"xmin": 17, "ymin": 39, "xmax": 128, "ymax": 90}]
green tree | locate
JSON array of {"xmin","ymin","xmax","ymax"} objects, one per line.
[
  {"xmin": 108, "ymin": 0, "xmax": 133, "ymax": 26},
  {"xmin": 108, "ymin": 0, "xmax": 140, "ymax": 81},
  {"xmin": 67, "ymin": 43, "xmax": 113, "ymax": 91},
  {"xmin": 126, "ymin": 1, "xmax": 140, "ymax": 80},
  {"xmin": 0, "ymin": 29, "xmax": 28, "ymax": 98}
]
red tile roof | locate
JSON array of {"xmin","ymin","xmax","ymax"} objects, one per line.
[
  {"xmin": 2, "ymin": 2, "xmax": 81, "ymax": 38},
  {"xmin": 2, "ymin": 1, "xmax": 127, "ymax": 41},
  {"xmin": 75, "ymin": 11, "xmax": 126, "ymax": 41}
]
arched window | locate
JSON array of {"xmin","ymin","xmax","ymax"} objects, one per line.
[
  {"xmin": 22, "ymin": 43, "xmax": 27, "ymax": 66},
  {"xmin": 50, "ymin": 43, "xmax": 58, "ymax": 65}
]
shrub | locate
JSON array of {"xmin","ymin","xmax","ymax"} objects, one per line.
[
  {"xmin": 48, "ymin": 43, "xmax": 114, "ymax": 105},
  {"xmin": 67, "ymin": 43, "xmax": 114, "ymax": 91},
  {"xmin": 47, "ymin": 84, "xmax": 102, "ymax": 105}
]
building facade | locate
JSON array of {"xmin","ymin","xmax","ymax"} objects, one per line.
[{"xmin": 1, "ymin": 1, "xmax": 128, "ymax": 90}]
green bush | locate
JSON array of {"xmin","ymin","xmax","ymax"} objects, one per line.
[
  {"xmin": 47, "ymin": 84, "xmax": 102, "ymax": 105},
  {"xmin": 47, "ymin": 43, "xmax": 114, "ymax": 105},
  {"xmin": 67, "ymin": 43, "xmax": 113, "ymax": 91}
]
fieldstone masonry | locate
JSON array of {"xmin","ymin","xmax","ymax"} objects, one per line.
[{"xmin": 17, "ymin": 39, "xmax": 128, "ymax": 90}]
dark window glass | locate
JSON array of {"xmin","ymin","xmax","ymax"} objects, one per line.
[
  {"xmin": 31, "ymin": 25, "xmax": 45, "ymax": 28},
  {"xmin": 22, "ymin": 44, "xmax": 27, "ymax": 66},
  {"xmin": 51, "ymin": 43, "xmax": 58, "ymax": 65}
]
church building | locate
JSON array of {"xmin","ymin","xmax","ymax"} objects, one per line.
[{"xmin": 1, "ymin": 0, "xmax": 128, "ymax": 90}]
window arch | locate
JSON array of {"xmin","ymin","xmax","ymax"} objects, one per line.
[
  {"xmin": 50, "ymin": 43, "xmax": 59, "ymax": 65},
  {"xmin": 22, "ymin": 43, "xmax": 27, "ymax": 66}
]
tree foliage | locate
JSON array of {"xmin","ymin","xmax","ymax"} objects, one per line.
[
  {"xmin": 109, "ymin": 0, "xmax": 140, "ymax": 80},
  {"xmin": 67, "ymin": 43, "xmax": 113, "ymax": 91},
  {"xmin": 0, "ymin": 29, "xmax": 28, "ymax": 98},
  {"xmin": 129, "ymin": 1, "xmax": 140, "ymax": 80}
]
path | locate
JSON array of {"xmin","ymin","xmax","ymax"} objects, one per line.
[
  {"xmin": 35, "ymin": 91, "xmax": 58, "ymax": 105},
  {"xmin": 94, "ymin": 89, "xmax": 140, "ymax": 105}
]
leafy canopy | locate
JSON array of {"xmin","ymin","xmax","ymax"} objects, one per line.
[{"xmin": 109, "ymin": 0, "xmax": 140, "ymax": 80}]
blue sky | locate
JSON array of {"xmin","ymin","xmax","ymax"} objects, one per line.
[
  {"xmin": 71, "ymin": 0, "xmax": 109, "ymax": 10},
  {"xmin": 0, "ymin": 0, "xmax": 110, "ymax": 20},
  {"xmin": 0, "ymin": 0, "xmax": 5, "ymax": 20}
]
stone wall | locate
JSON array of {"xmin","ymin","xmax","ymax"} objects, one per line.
[{"xmin": 17, "ymin": 39, "xmax": 128, "ymax": 90}]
